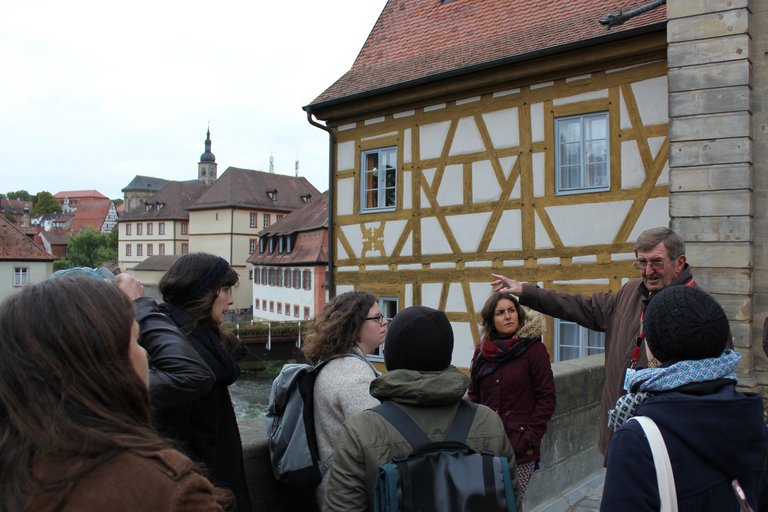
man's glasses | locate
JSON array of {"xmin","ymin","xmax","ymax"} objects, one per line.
[
  {"xmin": 633, "ymin": 258, "xmax": 672, "ymax": 270},
  {"xmin": 365, "ymin": 313, "xmax": 386, "ymax": 324}
]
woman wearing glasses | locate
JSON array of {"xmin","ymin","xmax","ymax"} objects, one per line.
[{"xmin": 301, "ymin": 291, "xmax": 386, "ymax": 506}]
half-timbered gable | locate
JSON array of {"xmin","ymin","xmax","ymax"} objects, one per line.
[{"xmin": 306, "ymin": 0, "xmax": 670, "ymax": 367}]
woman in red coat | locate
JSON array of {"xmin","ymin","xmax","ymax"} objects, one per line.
[{"xmin": 468, "ymin": 292, "xmax": 556, "ymax": 495}]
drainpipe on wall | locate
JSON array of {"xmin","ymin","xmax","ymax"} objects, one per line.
[{"xmin": 305, "ymin": 110, "xmax": 335, "ymax": 297}]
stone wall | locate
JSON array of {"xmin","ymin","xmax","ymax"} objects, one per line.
[
  {"xmin": 668, "ymin": 0, "xmax": 768, "ymax": 398},
  {"xmin": 240, "ymin": 354, "xmax": 605, "ymax": 511}
]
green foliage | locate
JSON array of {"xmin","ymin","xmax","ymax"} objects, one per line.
[
  {"xmin": 4, "ymin": 212, "xmax": 16, "ymax": 223},
  {"xmin": 56, "ymin": 226, "xmax": 117, "ymax": 270},
  {"xmin": 32, "ymin": 191, "xmax": 61, "ymax": 215},
  {"xmin": 113, "ymin": 198, "xmax": 124, "ymax": 208},
  {"xmin": 0, "ymin": 193, "xmax": 6, "ymax": 199},
  {"xmin": 7, "ymin": 190, "xmax": 31, "ymax": 201}
]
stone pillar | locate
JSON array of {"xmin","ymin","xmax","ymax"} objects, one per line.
[{"xmin": 667, "ymin": 0, "xmax": 766, "ymax": 393}]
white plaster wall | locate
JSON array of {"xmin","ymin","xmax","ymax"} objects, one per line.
[
  {"xmin": 421, "ymin": 217, "xmax": 452, "ymax": 254},
  {"xmin": 552, "ymin": 89, "xmax": 608, "ymax": 106},
  {"xmin": 383, "ymin": 220, "xmax": 408, "ymax": 257},
  {"xmin": 450, "ymin": 116, "xmax": 484, "ymax": 155},
  {"xmin": 619, "ymin": 90, "xmax": 631, "ymax": 130},
  {"xmin": 545, "ymin": 201, "xmax": 634, "ymax": 246},
  {"xmin": 437, "ymin": 164, "xmax": 464, "ymax": 206},
  {"xmin": 628, "ymin": 197, "xmax": 670, "ymax": 242},
  {"xmin": 403, "ymin": 170, "xmax": 413, "ymax": 209},
  {"xmin": 336, "ymin": 178, "xmax": 354, "ymax": 216},
  {"xmin": 532, "ymin": 152, "xmax": 545, "ymax": 197},
  {"xmin": 531, "ymin": 102, "xmax": 545, "ymax": 143},
  {"xmin": 535, "ymin": 212, "xmax": 555, "ymax": 249},
  {"xmin": 621, "ymin": 140, "xmax": 645, "ymax": 188},
  {"xmin": 446, "ymin": 282, "xmax": 467, "ymax": 311},
  {"xmin": 451, "ymin": 321, "xmax": 476, "ymax": 368},
  {"xmin": 421, "ymin": 283, "xmax": 443, "ymax": 308},
  {"xmin": 420, "ymin": 121, "xmax": 451, "ymax": 160},
  {"xmin": 445, "ymin": 213, "xmax": 492, "ymax": 253},
  {"xmin": 488, "ymin": 210, "xmax": 523, "ymax": 251},
  {"xmin": 472, "ymin": 160, "xmax": 500, "ymax": 203},
  {"xmin": 631, "ymin": 76, "xmax": 668, "ymax": 126},
  {"xmin": 337, "ymin": 141, "xmax": 356, "ymax": 171},
  {"xmin": 403, "ymin": 128, "xmax": 412, "ymax": 164},
  {"xmin": 482, "ymin": 107, "xmax": 520, "ymax": 148},
  {"xmin": 340, "ymin": 225, "xmax": 362, "ymax": 258}
]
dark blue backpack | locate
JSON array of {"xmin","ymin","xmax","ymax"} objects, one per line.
[{"xmin": 371, "ymin": 400, "xmax": 517, "ymax": 512}]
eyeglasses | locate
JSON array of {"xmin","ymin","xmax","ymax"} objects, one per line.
[
  {"xmin": 633, "ymin": 258, "xmax": 672, "ymax": 270},
  {"xmin": 365, "ymin": 313, "xmax": 386, "ymax": 324}
]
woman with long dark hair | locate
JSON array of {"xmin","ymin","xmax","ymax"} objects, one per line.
[
  {"xmin": 156, "ymin": 252, "xmax": 251, "ymax": 512},
  {"xmin": 0, "ymin": 276, "xmax": 226, "ymax": 511},
  {"xmin": 468, "ymin": 292, "xmax": 556, "ymax": 496},
  {"xmin": 301, "ymin": 291, "xmax": 386, "ymax": 505}
]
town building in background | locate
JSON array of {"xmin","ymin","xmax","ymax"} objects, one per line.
[
  {"xmin": 0, "ymin": 215, "xmax": 55, "ymax": 298},
  {"xmin": 249, "ymin": 190, "xmax": 329, "ymax": 321}
]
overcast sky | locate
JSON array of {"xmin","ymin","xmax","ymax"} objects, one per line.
[{"xmin": 0, "ymin": 0, "xmax": 388, "ymax": 199}]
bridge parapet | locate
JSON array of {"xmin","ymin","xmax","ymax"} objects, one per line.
[{"xmin": 239, "ymin": 353, "xmax": 605, "ymax": 511}]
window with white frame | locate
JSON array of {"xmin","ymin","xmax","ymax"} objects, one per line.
[
  {"xmin": 554, "ymin": 319, "xmax": 606, "ymax": 362},
  {"xmin": 249, "ymin": 212, "xmax": 258, "ymax": 228},
  {"xmin": 147, "ymin": 243, "xmax": 153, "ymax": 256},
  {"xmin": 181, "ymin": 223, "xmax": 188, "ymax": 235},
  {"xmin": 137, "ymin": 223, "xmax": 143, "ymax": 235},
  {"xmin": 13, "ymin": 267, "xmax": 29, "ymax": 286},
  {"xmin": 158, "ymin": 243, "xmax": 165, "ymax": 255},
  {"xmin": 137, "ymin": 244, "xmax": 143, "ymax": 256},
  {"xmin": 361, "ymin": 147, "xmax": 397, "ymax": 212},
  {"xmin": 263, "ymin": 214, "xmax": 271, "ymax": 227},
  {"xmin": 147, "ymin": 223, "xmax": 153, "ymax": 235},
  {"xmin": 368, "ymin": 297, "xmax": 399, "ymax": 361},
  {"xmin": 303, "ymin": 270, "xmax": 311, "ymax": 290},
  {"xmin": 158, "ymin": 222, "xmax": 165, "ymax": 235},
  {"xmin": 249, "ymin": 239, "xmax": 257, "ymax": 254},
  {"xmin": 555, "ymin": 112, "xmax": 609, "ymax": 195},
  {"xmin": 181, "ymin": 243, "xmax": 188, "ymax": 254},
  {"xmin": 125, "ymin": 223, "xmax": 132, "ymax": 236}
]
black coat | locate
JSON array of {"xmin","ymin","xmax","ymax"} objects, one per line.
[
  {"xmin": 154, "ymin": 303, "xmax": 252, "ymax": 512},
  {"xmin": 601, "ymin": 381, "xmax": 767, "ymax": 511}
]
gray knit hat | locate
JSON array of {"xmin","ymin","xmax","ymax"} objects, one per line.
[
  {"xmin": 384, "ymin": 306, "xmax": 454, "ymax": 371},
  {"xmin": 643, "ymin": 286, "xmax": 730, "ymax": 363}
]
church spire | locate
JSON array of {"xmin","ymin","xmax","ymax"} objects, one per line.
[{"xmin": 198, "ymin": 126, "xmax": 217, "ymax": 184}]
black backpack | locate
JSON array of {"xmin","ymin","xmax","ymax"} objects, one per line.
[{"xmin": 371, "ymin": 400, "xmax": 518, "ymax": 512}]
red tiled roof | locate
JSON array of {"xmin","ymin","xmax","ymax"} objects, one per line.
[
  {"xmin": 54, "ymin": 190, "xmax": 109, "ymax": 200},
  {"xmin": 247, "ymin": 192, "xmax": 329, "ymax": 266},
  {"xmin": 309, "ymin": 0, "xmax": 666, "ymax": 106},
  {"xmin": 69, "ymin": 199, "xmax": 111, "ymax": 233},
  {"xmin": 0, "ymin": 216, "xmax": 56, "ymax": 261},
  {"xmin": 257, "ymin": 191, "xmax": 328, "ymax": 237}
]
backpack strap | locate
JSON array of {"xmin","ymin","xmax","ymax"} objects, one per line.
[
  {"xmin": 317, "ymin": 351, "xmax": 378, "ymax": 376},
  {"xmin": 371, "ymin": 400, "xmax": 478, "ymax": 449}
]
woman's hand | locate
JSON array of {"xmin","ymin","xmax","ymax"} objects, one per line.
[
  {"xmin": 490, "ymin": 274, "xmax": 524, "ymax": 296},
  {"xmin": 116, "ymin": 273, "xmax": 145, "ymax": 301}
]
